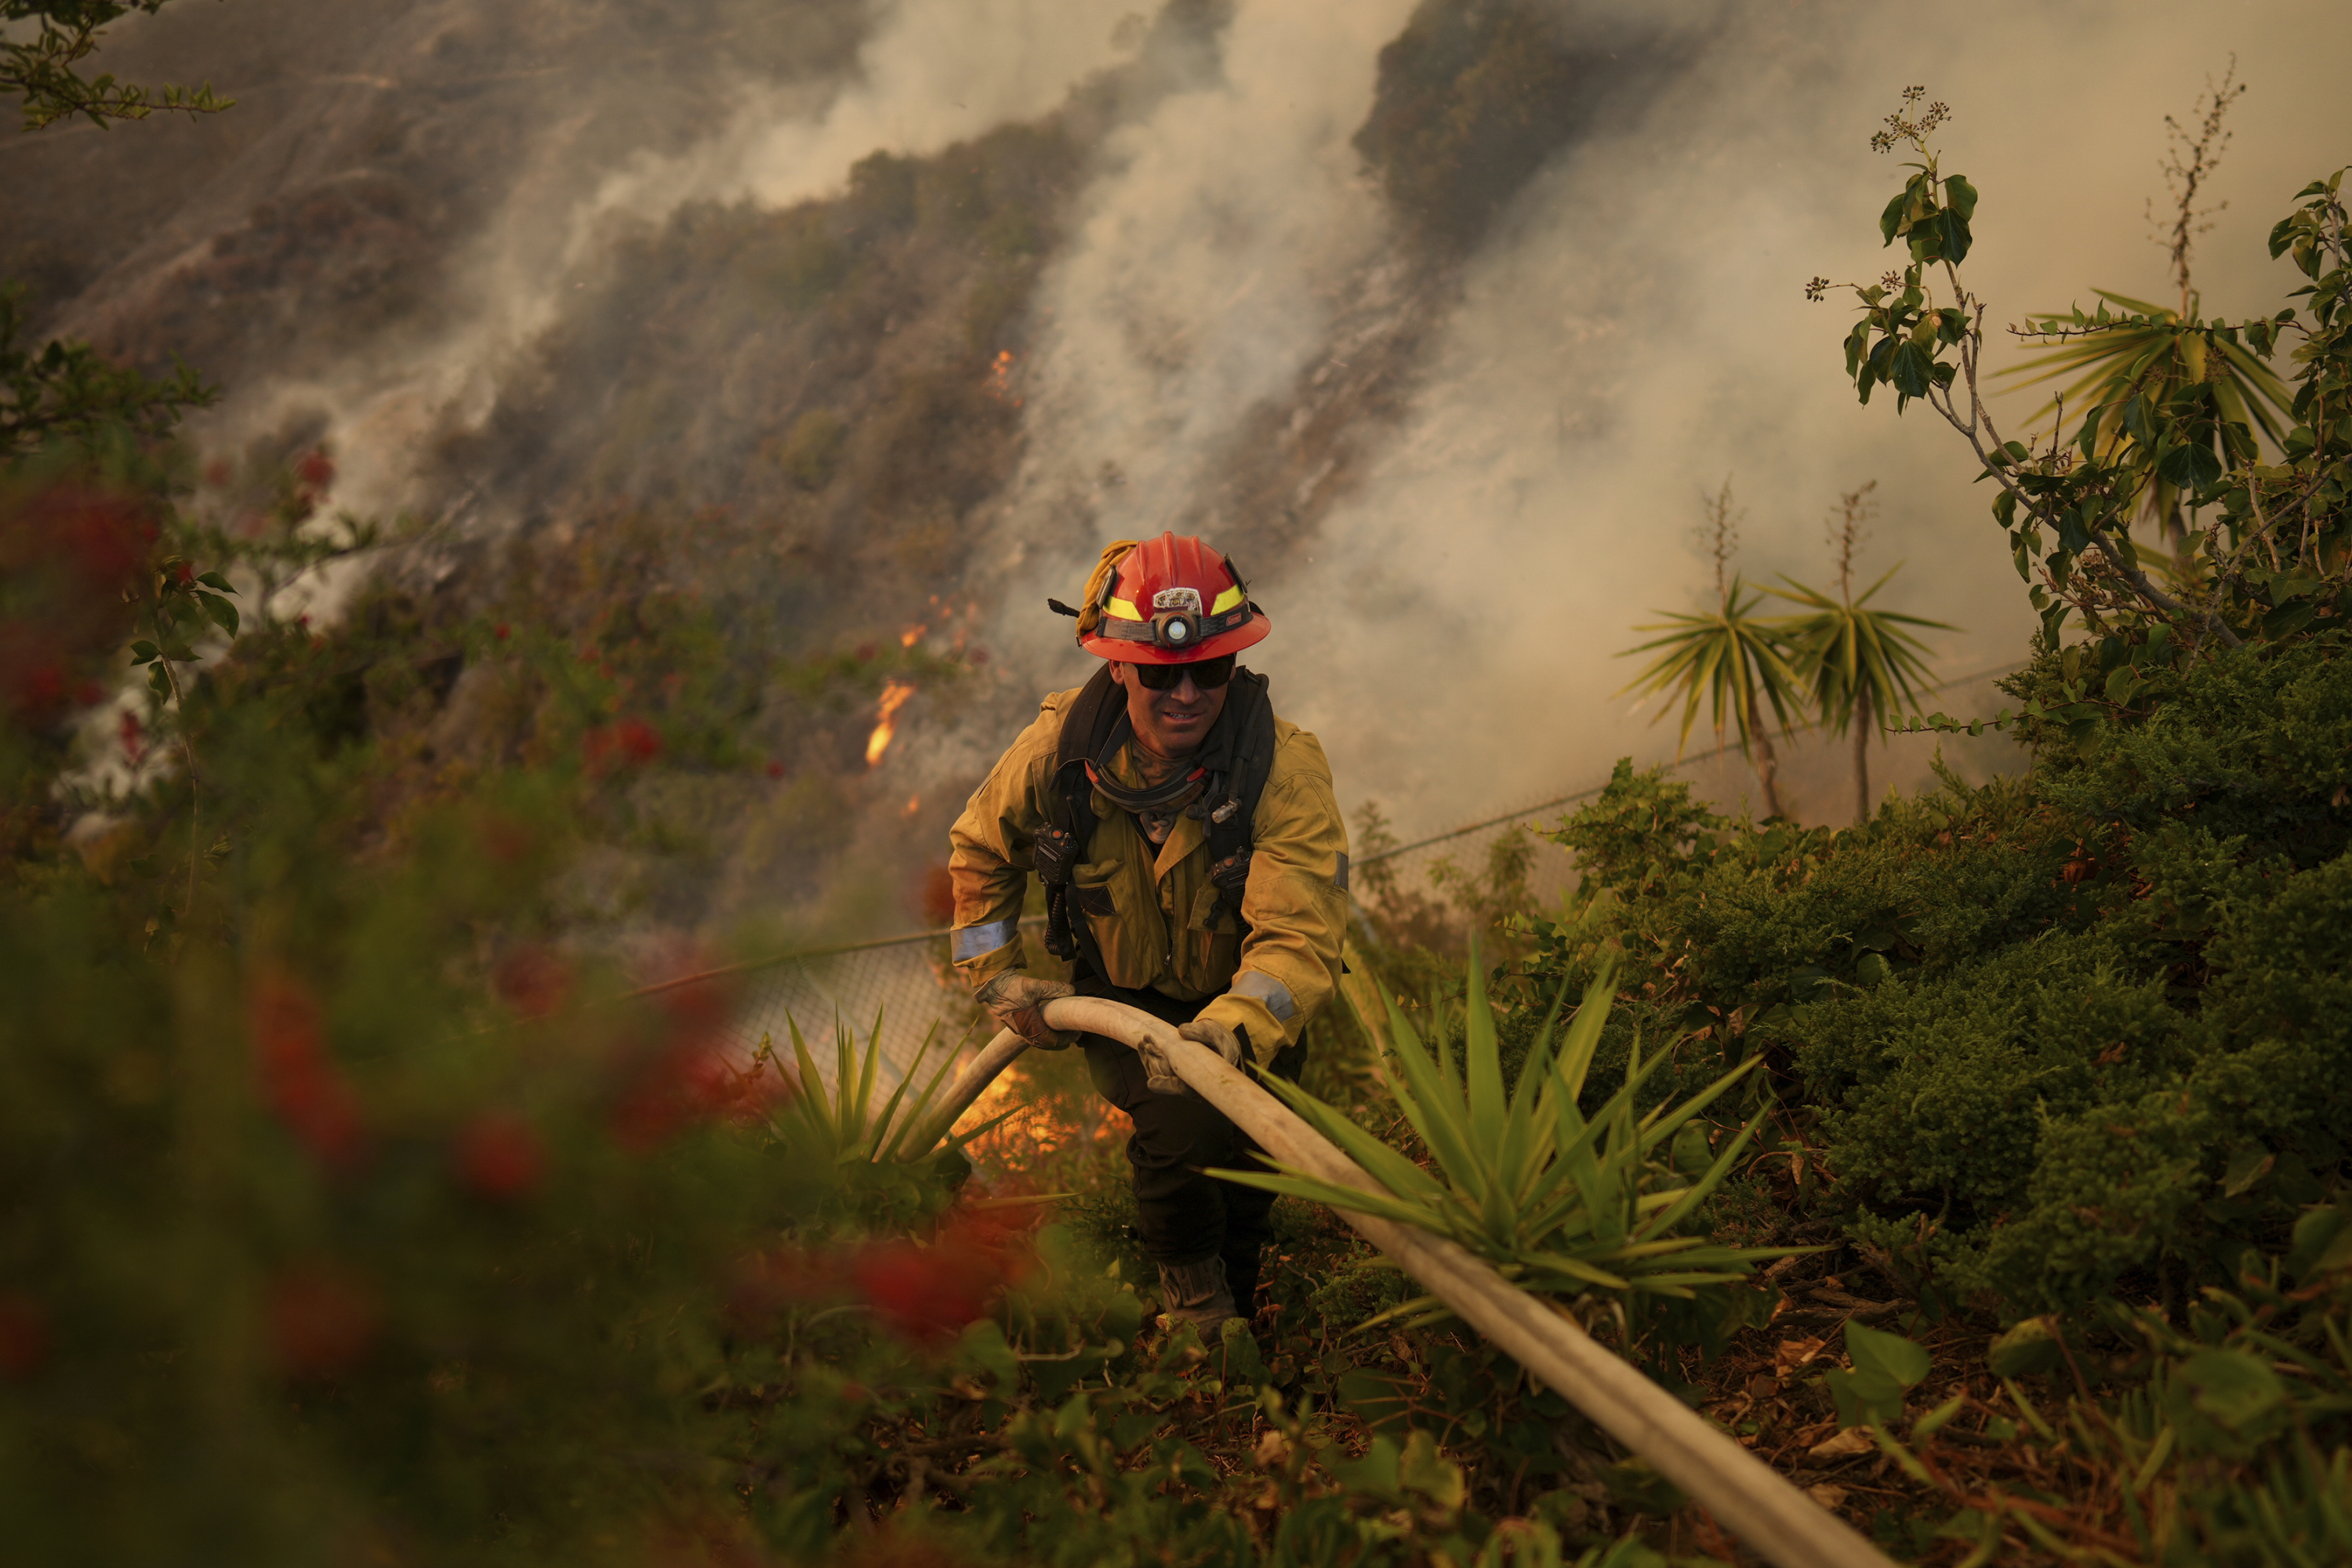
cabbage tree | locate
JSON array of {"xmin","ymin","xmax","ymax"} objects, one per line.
[{"xmin": 1618, "ymin": 483, "xmax": 1801, "ymax": 821}]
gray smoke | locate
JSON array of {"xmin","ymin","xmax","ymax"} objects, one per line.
[{"xmin": 986, "ymin": 0, "xmax": 2352, "ymax": 834}]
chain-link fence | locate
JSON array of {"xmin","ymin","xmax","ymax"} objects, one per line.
[
  {"xmin": 699, "ymin": 662, "xmax": 2027, "ymax": 1084},
  {"xmin": 1352, "ymin": 661, "xmax": 2028, "ymax": 910},
  {"xmin": 637, "ymin": 928, "xmax": 1007, "ymax": 1093}
]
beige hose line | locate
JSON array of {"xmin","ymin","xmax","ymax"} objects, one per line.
[{"xmin": 916, "ymin": 999, "xmax": 1892, "ymax": 1568}]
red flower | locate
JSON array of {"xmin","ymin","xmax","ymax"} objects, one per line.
[
  {"xmin": 492, "ymin": 945, "xmax": 572, "ymax": 1018},
  {"xmin": 296, "ymin": 449, "xmax": 336, "ymax": 489},
  {"xmin": 607, "ymin": 976, "xmax": 759, "ymax": 1149},
  {"xmin": 476, "ymin": 811, "xmax": 537, "ymax": 865},
  {"xmin": 455, "ymin": 1112, "xmax": 546, "ymax": 1200},
  {"xmin": 0, "ymin": 482, "xmax": 154, "ymax": 720},
  {"xmin": 249, "ymin": 969, "xmax": 365, "ymax": 1169},
  {"xmin": 119, "ymin": 710, "xmax": 145, "ymax": 767},
  {"xmin": 265, "ymin": 1267, "xmax": 378, "ymax": 1377},
  {"xmin": 732, "ymin": 1196, "xmax": 1035, "ymax": 1347},
  {"xmin": 851, "ymin": 1206, "xmax": 1035, "ymax": 1348},
  {"xmin": 851, "ymin": 1238, "xmax": 1013, "ymax": 1348},
  {"xmin": 492, "ymin": 622, "xmax": 510, "ymax": 641},
  {"xmin": 0, "ymin": 1292, "xmax": 49, "ymax": 1380},
  {"xmin": 584, "ymin": 717, "xmax": 662, "ymax": 776}
]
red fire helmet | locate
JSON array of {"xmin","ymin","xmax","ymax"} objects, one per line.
[{"xmin": 1075, "ymin": 533, "xmax": 1270, "ymax": 665}]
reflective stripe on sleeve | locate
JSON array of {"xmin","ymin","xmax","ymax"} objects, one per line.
[
  {"xmin": 1230, "ymin": 968, "xmax": 1295, "ymax": 1022},
  {"xmin": 951, "ymin": 918, "xmax": 1019, "ymax": 963}
]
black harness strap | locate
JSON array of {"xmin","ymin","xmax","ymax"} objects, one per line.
[
  {"xmin": 1036, "ymin": 666, "xmax": 1278, "ymax": 979},
  {"xmin": 1036, "ymin": 666, "xmax": 1124, "ymax": 976}
]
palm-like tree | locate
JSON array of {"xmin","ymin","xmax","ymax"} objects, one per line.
[
  {"xmin": 1772, "ymin": 485, "xmax": 1951, "ymax": 826},
  {"xmin": 1619, "ymin": 483, "xmax": 1801, "ymax": 821},
  {"xmin": 1995, "ymin": 71, "xmax": 2292, "ymax": 537},
  {"xmin": 1998, "ymin": 288, "xmax": 2292, "ymax": 537}
]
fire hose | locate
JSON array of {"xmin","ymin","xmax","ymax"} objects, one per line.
[{"xmin": 908, "ymin": 997, "xmax": 1893, "ymax": 1568}]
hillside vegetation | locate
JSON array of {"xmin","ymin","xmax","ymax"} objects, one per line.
[{"xmin": 9, "ymin": 6, "xmax": 2352, "ymax": 1566}]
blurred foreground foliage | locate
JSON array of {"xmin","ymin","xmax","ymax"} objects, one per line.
[{"xmin": 1, "ymin": 363, "xmax": 1725, "ymax": 1564}]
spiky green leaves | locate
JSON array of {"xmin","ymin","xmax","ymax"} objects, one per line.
[
  {"xmin": 1769, "ymin": 568, "xmax": 1951, "ymax": 741},
  {"xmin": 1617, "ymin": 577, "xmax": 1801, "ymax": 762},
  {"xmin": 1214, "ymin": 949, "xmax": 1800, "ymax": 1327},
  {"xmin": 770, "ymin": 1012, "xmax": 1002, "ymax": 1168}
]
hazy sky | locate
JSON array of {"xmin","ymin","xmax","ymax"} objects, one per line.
[
  {"xmin": 971, "ymin": 0, "xmax": 2352, "ymax": 831},
  {"xmin": 41, "ymin": 0, "xmax": 2349, "ymax": 847}
]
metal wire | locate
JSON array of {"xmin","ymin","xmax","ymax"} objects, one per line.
[{"xmin": 703, "ymin": 660, "xmax": 2027, "ymax": 1076}]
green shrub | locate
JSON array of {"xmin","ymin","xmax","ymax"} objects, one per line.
[{"xmin": 1531, "ymin": 631, "xmax": 2352, "ymax": 1316}]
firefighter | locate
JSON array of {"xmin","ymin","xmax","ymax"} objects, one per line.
[{"xmin": 947, "ymin": 533, "xmax": 1348, "ymax": 1333}]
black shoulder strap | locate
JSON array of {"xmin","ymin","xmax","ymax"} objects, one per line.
[
  {"xmin": 1037, "ymin": 666, "xmax": 1123, "ymax": 969},
  {"xmin": 1204, "ymin": 670, "xmax": 1278, "ymax": 927},
  {"xmin": 1054, "ymin": 662, "xmax": 1129, "ymax": 778}
]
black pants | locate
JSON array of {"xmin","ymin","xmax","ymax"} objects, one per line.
[{"xmin": 1073, "ymin": 971, "xmax": 1305, "ymax": 1316}]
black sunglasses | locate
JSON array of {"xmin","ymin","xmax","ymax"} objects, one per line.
[{"xmin": 1132, "ymin": 654, "xmax": 1235, "ymax": 691}]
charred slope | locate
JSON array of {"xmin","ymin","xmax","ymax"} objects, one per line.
[
  {"xmin": 6, "ymin": 0, "xmax": 869, "ymax": 385},
  {"xmin": 1116, "ymin": 0, "xmax": 1695, "ymax": 579}
]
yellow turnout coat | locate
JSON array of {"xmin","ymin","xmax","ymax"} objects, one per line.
[{"xmin": 946, "ymin": 684, "xmax": 1350, "ymax": 1062}]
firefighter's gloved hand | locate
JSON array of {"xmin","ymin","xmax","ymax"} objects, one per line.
[
  {"xmin": 1143, "ymin": 1018, "xmax": 1245, "ymax": 1098},
  {"xmin": 975, "ymin": 972, "xmax": 1076, "ymax": 1049}
]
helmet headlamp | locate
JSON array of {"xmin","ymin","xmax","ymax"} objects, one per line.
[{"xmin": 1152, "ymin": 610, "xmax": 1201, "ymax": 649}]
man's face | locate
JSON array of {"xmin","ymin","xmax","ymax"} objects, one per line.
[{"xmin": 1109, "ymin": 659, "xmax": 1229, "ymax": 760}]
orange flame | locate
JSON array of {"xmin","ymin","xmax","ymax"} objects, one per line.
[
  {"xmin": 865, "ymin": 680, "xmax": 915, "ymax": 767},
  {"xmin": 902, "ymin": 795, "xmax": 921, "ymax": 818},
  {"xmin": 985, "ymin": 349, "xmax": 1021, "ymax": 407},
  {"xmin": 900, "ymin": 623, "xmax": 926, "ymax": 648}
]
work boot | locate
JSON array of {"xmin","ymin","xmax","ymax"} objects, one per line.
[{"xmin": 1155, "ymin": 1256, "xmax": 1238, "ymax": 1334}]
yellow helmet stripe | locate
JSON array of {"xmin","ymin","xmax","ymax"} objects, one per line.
[
  {"xmin": 1106, "ymin": 597, "xmax": 1143, "ymax": 621},
  {"xmin": 1210, "ymin": 586, "xmax": 1245, "ymax": 615}
]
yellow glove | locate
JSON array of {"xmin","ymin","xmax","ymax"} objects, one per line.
[
  {"xmin": 974, "ymin": 971, "xmax": 1076, "ymax": 1049},
  {"xmin": 1143, "ymin": 1018, "xmax": 1244, "ymax": 1098}
]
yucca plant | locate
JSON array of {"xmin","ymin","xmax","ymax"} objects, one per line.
[
  {"xmin": 1997, "ymin": 289, "xmax": 2294, "ymax": 538},
  {"xmin": 757, "ymin": 1013, "xmax": 1006, "ymax": 1167},
  {"xmin": 1770, "ymin": 482, "xmax": 1953, "ymax": 826},
  {"xmin": 1618, "ymin": 481, "xmax": 1802, "ymax": 820},
  {"xmin": 1216, "ymin": 950, "xmax": 1801, "ymax": 1337}
]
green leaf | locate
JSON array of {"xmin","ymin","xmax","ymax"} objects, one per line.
[
  {"xmin": 1987, "ymin": 1316, "xmax": 2063, "ymax": 1377},
  {"xmin": 196, "ymin": 572, "xmax": 237, "ymax": 593},
  {"xmin": 2181, "ymin": 1349, "xmax": 2287, "ymax": 1431},
  {"xmin": 1823, "ymin": 1364, "xmax": 1906, "ymax": 1428},
  {"xmin": 2222, "ymin": 1145, "xmax": 2275, "ymax": 1198},
  {"xmin": 1879, "ymin": 188, "xmax": 1909, "ymax": 247},
  {"xmin": 1943, "ymin": 174, "xmax": 1978, "ymax": 222},
  {"xmin": 1397, "ymin": 1429, "xmax": 1465, "ymax": 1510},
  {"xmin": 1462, "ymin": 937, "xmax": 1505, "ymax": 1155},
  {"xmin": 2157, "ymin": 441, "xmax": 2223, "ymax": 492},
  {"xmin": 2288, "ymin": 1207, "xmax": 2351, "ymax": 1282},
  {"xmin": 2265, "ymin": 599, "xmax": 2319, "ymax": 641},
  {"xmin": 1892, "ymin": 341, "xmax": 1933, "ymax": 398},
  {"xmin": 197, "ymin": 591, "xmax": 239, "ymax": 637},
  {"xmin": 1845, "ymin": 1319, "xmax": 1930, "ymax": 1388},
  {"xmin": 1914, "ymin": 1392, "xmax": 1966, "ymax": 1439}
]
